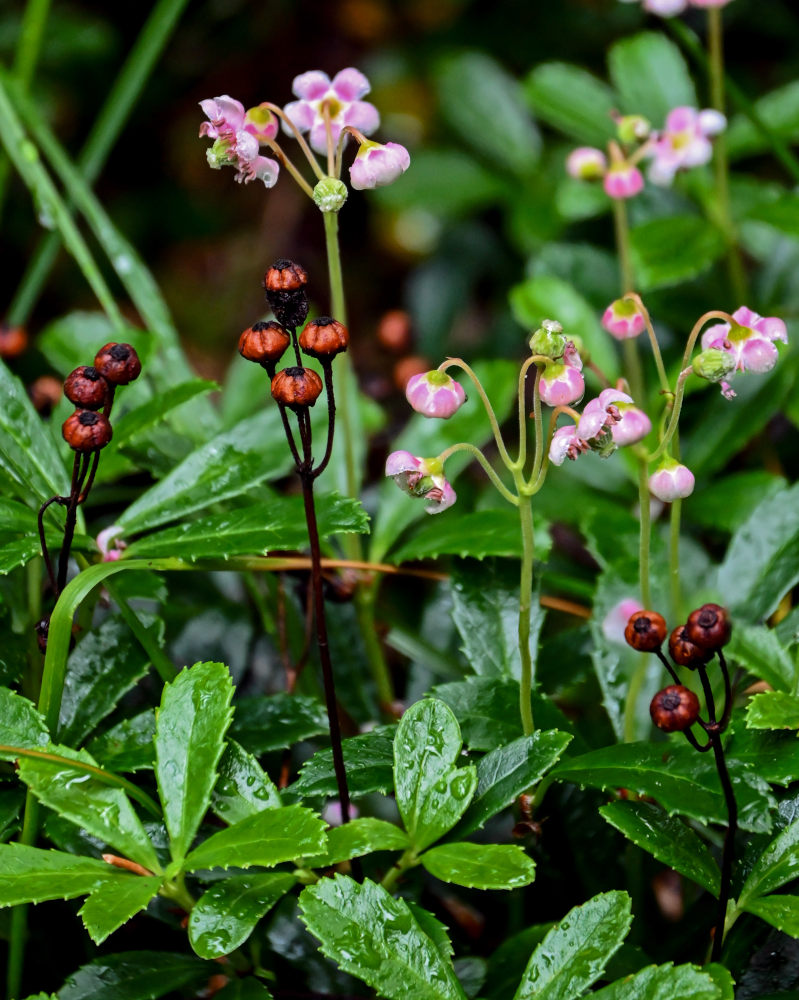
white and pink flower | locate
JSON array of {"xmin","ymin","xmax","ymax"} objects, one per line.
[
  {"xmin": 199, "ymin": 95, "xmax": 279, "ymax": 186},
  {"xmin": 350, "ymin": 140, "xmax": 410, "ymax": 190},
  {"xmin": 405, "ymin": 370, "xmax": 466, "ymax": 419},
  {"xmin": 538, "ymin": 343, "xmax": 585, "ymax": 407},
  {"xmin": 283, "ymin": 68, "xmax": 379, "ymax": 155},
  {"xmin": 602, "ymin": 298, "xmax": 646, "ymax": 340},
  {"xmin": 385, "ymin": 452, "xmax": 456, "ymax": 515},
  {"xmin": 566, "ymin": 147, "xmax": 607, "ymax": 181},
  {"xmin": 96, "ymin": 524, "xmax": 127, "ymax": 563},
  {"xmin": 649, "ymin": 460, "xmax": 695, "ymax": 502},
  {"xmin": 701, "ymin": 305, "xmax": 788, "ymax": 376},
  {"xmin": 611, "ymin": 403, "xmax": 652, "ymax": 446},
  {"xmin": 646, "ymin": 106, "xmax": 726, "ymax": 187},
  {"xmin": 603, "ymin": 161, "xmax": 644, "ymax": 200},
  {"xmin": 603, "ymin": 598, "xmax": 645, "ymax": 646},
  {"xmin": 577, "ymin": 388, "xmax": 633, "ymax": 443}
]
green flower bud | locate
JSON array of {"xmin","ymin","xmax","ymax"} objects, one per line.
[
  {"xmin": 692, "ymin": 348, "xmax": 736, "ymax": 383},
  {"xmin": 529, "ymin": 319, "xmax": 566, "ymax": 359},
  {"xmin": 206, "ymin": 138, "xmax": 235, "ymax": 170},
  {"xmin": 617, "ymin": 115, "xmax": 651, "ymax": 144},
  {"xmin": 313, "ymin": 177, "xmax": 348, "ymax": 213}
]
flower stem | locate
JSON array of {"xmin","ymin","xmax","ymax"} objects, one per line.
[
  {"xmin": 516, "ymin": 488, "xmax": 536, "ymax": 736},
  {"xmin": 437, "ymin": 442, "xmax": 519, "ymax": 506},
  {"xmin": 669, "ymin": 495, "xmax": 683, "ymax": 619},
  {"xmin": 439, "ymin": 357, "xmax": 515, "ymax": 471},
  {"xmin": 637, "ymin": 457, "xmax": 652, "ymax": 610}
]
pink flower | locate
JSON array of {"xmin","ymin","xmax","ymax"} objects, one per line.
[
  {"xmin": 603, "ymin": 162, "xmax": 644, "ymax": 199},
  {"xmin": 611, "ymin": 403, "xmax": 652, "ymax": 446},
  {"xmin": 96, "ymin": 524, "xmax": 127, "ymax": 562},
  {"xmin": 577, "ymin": 388, "xmax": 633, "ymax": 442},
  {"xmin": 550, "ymin": 388, "xmax": 644, "ymax": 464},
  {"xmin": 603, "ymin": 598, "xmax": 645, "ymax": 646},
  {"xmin": 539, "ymin": 343, "xmax": 585, "ymax": 407},
  {"xmin": 350, "ymin": 140, "xmax": 410, "ymax": 190},
  {"xmin": 566, "ymin": 147, "xmax": 607, "ymax": 181},
  {"xmin": 405, "ymin": 370, "xmax": 466, "ymax": 419},
  {"xmin": 199, "ymin": 95, "xmax": 279, "ymax": 187},
  {"xmin": 701, "ymin": 305, "xmax": 788, "ymax": 376},
  {"xmin": 647, "ymin": 106, "xmax": 726, "ymax": 186},
  {"xmin": 283, "ymin": 68, "xmax": 379, "ymax": 155},
  {"xmin": 649, "ymin": 460, "xmax": 695, "ymax": 502},
  {"xmin": 243, "ymin": 103, "xmax": 279, "ymax": 143},
  {"xmin": 385, "ymin": 452, "xmax": 456, "ymax": 515},
  {"xmin": 549, "ymin": 426, "xmax": 588, "ymax": 466},
  {"xmin": 602, "ymin": 298, "xmax": 646, "ymax": 340}
]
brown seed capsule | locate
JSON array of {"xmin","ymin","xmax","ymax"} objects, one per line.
[
  {"xmin": 63, "ymin": 366, "xmax": 111, "ymax": 410},
  {"xmin": 29, "ymin": 375, "xmax": 62, "ymax": 414},
  {"xmin": 264, "ymin": 258, "xmax": 308, "ymax": 293},
  {"xmin": 270, "ymin": 366, "xmax": 323, "ymax": 410},
  {"xmin": 624, "ymin": 610, "xmax": 668, "ymax": 652},
  {"xmin": 94, "ymin": 343, "xmax": 142, "ymax": 385},
  {"xmin": 650, "ymin": 685, "xmax": 700, "ymax": 732},
  {"xmin": 377, "ymin": 309, "xmax": 413, "ymax": 354},
  {"xmin": 62, "ymin": 409, "xmax": 113, "ymax": 452},
  {"xmin": 238, "ymin": 320, "xmax": 291, "ymax": 365},
  {"xmin": 0, "ymin": 322, "xmax": 28, "ymax": 359},
  {"xmin": 299, "ymin": 316, "xmax": 349, "ymax": 359},
  {"xmin": 684, "ymin": 603, "xmax": 731, "ymax": 650},
  {"xmin": 668, "ymin": 625, "xmax": 712, "ymax": 669}
]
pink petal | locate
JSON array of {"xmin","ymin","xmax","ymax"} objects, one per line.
[
  {"xmin": 292, "ymin": 71, "xmax": 331, "ymax": 100},
  {"xmin": 309, "ymin": 120, "xmax": 342, "ymax": 154},
  {"xmin": 331, "ymin": 67, "xmax": 371, "ymax": 102},
  {"xmin": 344, "ymin": 100, "xmax": 380, "ymax": 135},
  {"xmin": 282, "ymin": 100, "xmax": 315, "ymax": 134}
]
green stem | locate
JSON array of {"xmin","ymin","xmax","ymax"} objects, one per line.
[
  {"xmin": 354, "ymin": 584, "xmax": 395, "ymax": 710},
  {"xmin": 516, "ymin": 489, "xmax": 536, "ymax": 736},
  {"xmin": 627, "ymin": 294, "xmax": 670, "ymax": 395},
  {"xmin": 439, "ymin": 358, "xmax": 515, "ymax": 471},
  {"xmin": 380, "ymin": 847, "xmax": 418, "ymax": 892},
  {"xmin": 623, "ymin": 658, "xmax": 648, "ymax": 744},
  {"xmin": 612, "ymin": 196, "xmax": 635, "ymax": 294},
  {"xmin": 669, "ymin": 496, "xmax": 683, "ymax": 620},
  {"xmin": 6, "ymin": 791, "xmax": 39, "ymax": 1000},
  {"xmin": 637, "ymin": 456, "xmax": 652, "ymax": 610},
  {"xmin": 437, "ymin": 442, "xmax": 519, "ymax": 506}
]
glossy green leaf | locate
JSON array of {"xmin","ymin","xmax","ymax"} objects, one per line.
[
  {"xmin": 600, "ymin": 801, "xmax": 720, "ymax": 896},
  {"xmin": 302, "ymin": 817, "xmax": 409, "ymax": 868},
  {"xmin": 745, "ymin": 194, "xmax": 799, "ymax": 239},
  {"xmin": 299, "ymin": 874, "xmax": 467, "ymax": 1000},
  {"xmin": 230, "ymin": 692, "xmax": 327, "ymax": 755},
  {"xmin": 553, "ymin": 742, "xmax": 774, "ymax": 833},
  {"xmin": 183, "ymin": 805, "xmax": 327, "ymax": 872},
  {"xmin": 421, "ymin": 842, "xmax": 535, "ymax": 890},
  {"xmin": 113, "ymin": 379, "xmax": 218, "ymax": 448},
  {"xmin": 394, "ymin": 699, "xmax": 477, "ymax": 852},
  {"xmin": 746, "ymin": 691, "xmax": 799, "ymax": 730},
  {"xmin": 87, "ymin": 710, "xmax": 156, "ymax": 772},
  {"xmin": 79, "ymin": 875, "xmax": 163, "ymax": 944},
  {"xmin": 727, "ymin": 81, "xmax": 799, "ymax": 159},
  {"xmin": 629, "ymin": 215, "xmax": 724, "ymax": 291},
  {"xmin": 453, "ymin": 731, "xmax": 572, "ymax": 838},
  {"xmin": 215, "ymin": 981, "xmax": 273, "ymax": 1000},
  {"xmin": 436, "ymin": 52, "xmax": 540, "ymax": 176},
  {"xmin": 390, "ymin": 508, "xmax": 551, "ymax": 565},
  {"xmin": 691, "ymin": 472, "xmax": 786, "ymax": 535},
  {"xmin": 523, "ymin": 62, "xmax": 616, "ymax": 146},
  {"xmin": 211, "ymin": 740, "xmax": 281, "ymax": 825},
  {"xmin": 608, "ymin": 32, "xmax": 696, "ymax": 123},
  {"xmin": 739, "ymin": 816, "xmax": 799, "ymax": 907},
  {"xmin": 433, "ymin": 677, "xmax": 524, "ymax": 751},
  {"xmin": 513, "ymin": 891, "xmax": 632, "ymax": 1000},
  {"xmin": 294, "ymin": 726, "xmax": 396, "ymax": 798},
  {"xmin": 743, "ymin": 895, "xmax": 799, "ymax": 937},
  {"xmin": 189, "ymin": 872, "xmax": 296, "ymax": 959},
  {"xmin": 0, "ymin": 686, "xmax": 48, "ymax": 760},
  {"xmin": 18, "ymin": 743, "xmax": 161, "ymax": 873},
  {"xmin": 728, "ymin": 624, "xmax": 795, "ymax": 693},
  {"xmin": 58, "ymin": 952, "xmax": 212, "ymax": 1000},
  {"xmin": 155, "ymin": 662, "xmax": 234, "ymax": 864},
  {"xmin": 0, "ymin": 535, "xmax": 41, "ymax": 575},
  {"xmin": 591, "ymin": 962, "xmax": 723, "ymax": 1000},
  {"xmin": 0, "ymin": 843, "xmax": 122, "ymax": 904},
  {"xmin": 726, "ymin": 725, "xmax": 799, "ymax": 785},
  {"xmin": 58, "ymin": 615, "xmax": 151, "ymax": 744},
  {"xmin": 0, "ymin": 788, "xmax": 23, "ymax": 842}
]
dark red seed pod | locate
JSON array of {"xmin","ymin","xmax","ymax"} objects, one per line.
[
  {"xmin": 299, "ymin": 316, "xmax": 349, "ymax": 359},
  {"xmin": 650, "ymin": 685, "xmax": 700, "ymax": 733},
  {"xmin": 62, "ymin": 409, "xmax": 113, "ymax": 452},
  {"xmin": 238, "ymin": 320, "xmax": 291, "ymax": 365},
  {"xmin": 94, "ymin": 343, "xmax": 142, "ymax": 385},
  {"xmin": 668, "ymin": 625, "xmax": 712, "ymax": 669},
  {"xmin": 270, "ymin": 366, "xmax": 323, "ymax": 410},
  {"xmin": 624, "ymin": 610, "xmax": 668, "ymax": 652},
  {"xmin": 263, "ymin": 259, "xmax": 308, "ymax": 293},
  {"xmin": 377, "ymin": 309, "xmax": 413, "ymax": 355},
  {"xmin": 63, "ymin": 366, "xmax": 111, "ymax": 410},
  {"xmin": 0, "ymin": 322, "xmax": 28, "ymax": 359},
  {"xmin": 684, "ymin": 603, "xmax": 731, "ymax": 650}
]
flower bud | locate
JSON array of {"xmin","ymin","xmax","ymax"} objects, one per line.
[
  {"xmin": 63, "ymin": 366, "xmax": 111, "ymax": 410},
  {"xmin": 602, "ymin": 299, "xmax": 646, "ymax": 340},
  {"xmin": 624, "ymin": 610, "xmax": 667, "ymax": 652},
  {"xmin": 270, "ymin": 366, "xmax": 323, "ymax": 410},
  {"xmin": 62, "ymin": 409, "xmax": 113, "ymax": 452},
  {"xmin": 611, "ymin": 403, "xmax": 652, "ymax": 447},
  {"xmin": 349, "ymin": 141, "xmax": 410, "ymax": 191},
  {"xmin": 649, "ymin": 460, "xmax": 695, "ymax": 502},
  {"xmin": 529, "ymin": 319, "xmax": 566, "ymax": 359},
  {"xmin": 239, "ymin": 320, "xmax": 291, "ymax": 366},
  {"xmin": 243, "ymin": 103, "xmax": 278, "ymax": 143},
  {"xmin": 616, "ymin": 114, "xmax": 651, "ymax": 144},
  {"xmin": 94, "ymin": 343, "xmax": 142, "ymax": 385},
  {"xmin": 313, "ymin": 177, "xmax": 348, "ymax": 212},
  {"xmin": 668, "ymin": 625, "xmax": 712, "ymax": 668},
  {"xmin": 405, "ymin": 370, "xmax": 466, "ymax": 419},
  {"xmin": 538, "ymin": 359, "xmax": 585, "ymax": 407},
  {"xmin": 692, "ymin": 348, "xmax": 736, "ymax": 383},
  {"xmin": 684, "ymin": 603, "xmax": 731, "ymax": 651},
  {"xmin": 300, "ymin": 316, "xmax": 349, "ymax": 359},
  {"xmin": 650, "ymin": 685, "xmax": 700, "ymax": 733},
  {"xmin": 604, "ymin": 162, "xmax": 644, "ymax": 200},
  {"xmin": 566, "ymin": 147, "xmax": 607, "ymax": 181}
]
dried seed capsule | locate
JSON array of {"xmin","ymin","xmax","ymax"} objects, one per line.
[
  {"xmin": 238, "ymin": 320, "xmax": 291, "ymax": 365},
  {"xmin": 668, "ymin": 625, "xmax": 712, "ymax": 669},
  {"xmin": 271, "ymin": 366, "xmax": 323, "ymax": 410},
  {"xmin": 264, "ymin": 258, "xmax": 308, "ymax": 293},
  {"xmin": 650, "ymin": 685, "xmax": 700, "ymax": 733},
  {"xmin": 94, "ymin": 343, "xmax": 142, "ymax": 385},
  {"xmin": 30, "ymin": 375, "xmax": 62, "ymax": 415},
  {"xmin": 0, "ymin": 322, "xmax": 28, "ymax": 359},
  {"xmin": 264, "ymin": 259, "xmax": 309, "ymax": 329},
  {"xmin": 377, "ymin": 310, "xmax": 413, "ymax": 354},
  {"xmin": 624, "ymin": 610, "xmax": 668, "ymax": 652},
  {"xmin": 299, "ymin": 316, "xmax": 349, "ymax": 359},
  {"xmin": 684, "ymin": 603, "xmax": 731, "ymax": 650},
  {"xmin": 62, "ymin": 409, "xmax": 113, "ymax": 452},
  {"xmin": 63, "ymin": 366, "xmax": 111, "ymax": 410}
]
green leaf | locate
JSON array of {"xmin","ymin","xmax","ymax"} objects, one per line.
[
  {"xmin": 599, "ymin": 800, "xmax": 720, "ymax": 896},
  {"xmin": 629, "ymin": 215, "xmax": 725, "ymax": 291},
  {"xmin": 739, "ymin": 816, "xmax": 799, "ymax": 907},
  {"xmin": 691, "ymin": 472, "xmax": 786, "ymax": 535},
  {"xmin": 230, "ymin": 692, "xmax": 327, "ymax": 755},
  {"xmin": 745, "ymin": 194, "xmax": 799, "ymax": 239},
  {"xmin": 18, "ymin": 744, "xmax": 161, "ymax": 873},
  {"xmin": 608, "ymin": 32, "xmax": 696, "ymax": 124},
  {"xmin": 0, "ymin": 686, "xmax": 48, "ymax": 759},
  {"xmin": 421, "ymin": 842, "xmax": 535, "ymax": 890},
  {"xmin": 215, "ymin": 981, "xmax": 273, "ymax": 1000},
  {"xmin": 513, "ymin": 891, "xmax": 632, "ymax": 1000},
  {"xmin": 553, "ymin": 742, "xmax": 774, "ymax": 833},
  {"xmin": 394, "ymin": 699, "xmax": 477, "ymax": 852},
  {"xmin": 742, "ymin": 895, "xmax": 799, "ymax": 938},
  {"xmin": 390, "ymin": 508, "xmax": 551, "ymax": 564},
  {"xmin": 453, "ymin": 731, "xmax": 572, "ymax": 838},
  {"xmin": 727, "ymin": 81, "xmax": 799, "ymax": 160},
  {"xmin": 58, "ymin": 952, "xmax": 212, "ymax": 1000},
  {"xmin": 591, "ymin": 963, "xmax": 723, "ymax": 1000},
  {"xmin": 58, "ymin": 615, "xmax": 151, "ymax": 745},
  {"xmin": 212, "ymin": 740, "xmax": 281, "ymax": 825},
  {"xmin": 79, "ymin": 876, "xmax": 163, "ymax": 944},
  {"xmin": 0, "ymin": 843, "xmax": 123, "ymax": 904},
  {"xmin": 727, "ymin": 623, "xmax": 795, "ymax": 693},
  {"xmin": 726, "ymin": 724, "xmax": 799, "ymax": 785},
  {"xmin": 294, "ymin": 726, "xmax": 396, "ymax": 799},
  {"xmin": 302, "ymin": 817, "xmax": 409, "ymax": 868},
  {"xmin": 87, "ymin": 710, "xmax": 156, "ymax": 772},
  {"xmin": 374, "ymin": 148, "xmax": 505, "ymax": 218},
  {"xmin": 299, "ymin": 875, "xmax": 467, "ymax": 1000},
  {"xmin": 523, "ymin": 63, "xmax": 616, "ymax": 146},
  {"xmin": 747, "ymin": 691, "xmax": 799, "ymax": 730},
  {"xmin": 189, "ymin": 872, "xmax": 296, "ymax": 959},
  {"xmin": 113, "ymin": 379, "xmax": 219, "ymax": 448},
  {"xmin": 183, "ymin": 805, "xmax": 327, "ymax": 872},
  {"xmin": 155, "ymin": 662, "xmax": 234, "ymax": 865},
  {"xmin": 436, "ymin": 52, "xmax": 540, "ymax": 176}
]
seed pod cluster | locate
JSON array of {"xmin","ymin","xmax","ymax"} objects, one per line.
[
  {"xmin": 61, "ymin": 342, "xmax": 141, "ymax": 452},
  {"xmin": 264, "ymin": 258, "xmax": 310, "ymax": 329}
]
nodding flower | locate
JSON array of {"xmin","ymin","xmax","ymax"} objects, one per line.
[{"xmin": 385, "ymin": 452, "xmax": 456, "ymax": 514}]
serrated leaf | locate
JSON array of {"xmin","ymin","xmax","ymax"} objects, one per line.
[
  {"xmin": 421, "ymin": 842, "xmax": 535, "ymax": 890},
  {"xmin": 155, "ymin": 662, "xmax": 234, "ymax": 865},
  {"xmin": 746, "ymin": 691, "xmax": 799, "ymax": 730},
  {"xmin": 302, "ymin": 817, "xmax": 409, "ymax": 868},
  {"xmin": 0, "ymin": 686, "xmax": 48, "ymax": 759},
  {"xmin": 394, "ymin": 699, "xmax": 477, "ymax": 852},
  {"xmin": 229, "ymin": 693, "xmax": 327, "ymax": 755},
  {"xmin": 743, "ymin": 895, "xmax": 799, "ymax": 937},
  {"xmin": 299, "ymin": 875, "xmax": 467, "ymax": 1000},
  {"xmin": 88, "ymin": 710, "xmax": 156, "ymax": 772},
  {"xmin": 726, "ymin": 724, "xmax": 799, "ymax": 785},
  {"xmin": 523, "ymin": 62, "xmax": 616, "ymax": 146},
  {"xmin": 79, "ymin": 875, "xmax": 163, "ymax": 944},
  {"xmin": 0, "ymin": 843, "xmax": 122, "ymax": 904},
  {"xmin": 390, "ymin": 508, "xmax": 551, "ymax": 564},
  {"xmin": 600, "ymin": 801, "xmax": 720, "ymax": 896},
  {"xmin": 691, "ymin": 472, "xmax": 786, "ymax": 535},
  {"xmin": 294, "ymin": 727, "xmax": 396, "ymax": 798},
  {"xmin": 452, "ymin": 731, "xmax": 571, "ymax": 839},
  {"xmin": 513, "ymin": 891, "xmax": 632, "ymax": 1000},
  {"xmin": 591, "ymin": 962, "xmax": 723, "ymax": 1000},
  {"xmin": 553, "ymin": 742, "xmax": 774, "ymax": 833},
  {"xmin": 727, "ymin": 624, "xmax": 795, "ymax": 693},
  {"xmin": 189, "ymin": 872, "xmax": 296, "ymax": 959},
  {"xmin": 58, "ymin": 952, "xmax": 212, "ymax": 1000},
  {"xmin": 739, "ymin": 816, "xmax": 799, "ymax": 907},
  {"xmin": 629, "ymin": 215, "xmax": 725, "ymax": 291},
  {"xmin": 608, "ymin": 32, "xmax": 696, "ymax": 123},
  {"xmin": 212, "ymin": 740, "xmax": 281, "ymax": 825},
  {"xmin": 183, "ymin": 805, "xmax": 327, "ymax": 872},
  {"xmin": 113, "ymin": 379, "xmax": 218, "ymax": 448}
]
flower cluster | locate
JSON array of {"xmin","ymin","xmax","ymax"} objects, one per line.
[
  {"xmin": 199, "ymin": 96, "xmax": 280, "ymax": 187},
  {"xmin": 385, "ymin": 451, "xmax": 456, "ymax": 515},
  {"xmin": 549, "ymin": 388, "xmax": 651, "ymax": 465},
  {"xmin": 697, "ymin": 306, "xmax": 788, "ymax": 397},
  {"xmin": 619, "ymin": 0, "xmax": 733, "ymax": 17}
]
